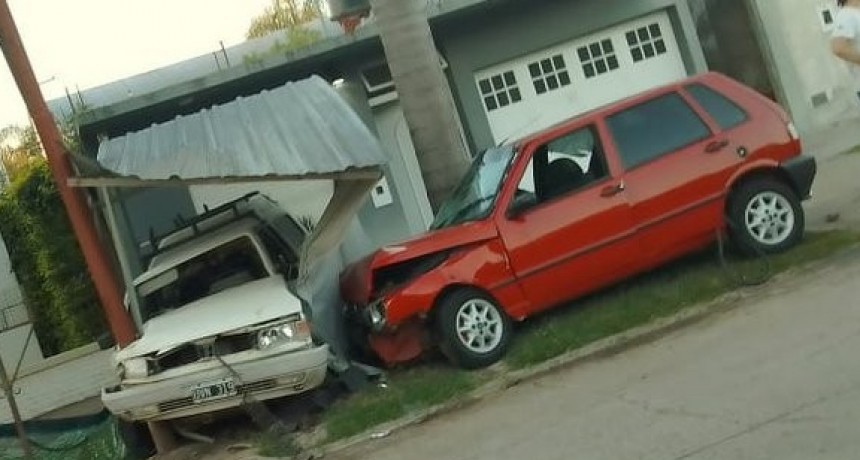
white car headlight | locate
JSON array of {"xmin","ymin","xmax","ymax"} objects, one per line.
[
  {"xmin": 121, "ymin": 357, "xmax": 150, "ymax": 379},
  {"xmin": 256, "ymin": 319, "xmax": 311, "ymax": 350}
]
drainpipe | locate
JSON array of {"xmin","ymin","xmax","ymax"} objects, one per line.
[{"xmin": 0, "ymin": 0, "xmax": 136, "ymax": 347}]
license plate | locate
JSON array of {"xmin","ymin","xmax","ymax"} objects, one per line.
[{"xmin": 191, "ymin": 377, "xmax": 237, "ymax": 404}]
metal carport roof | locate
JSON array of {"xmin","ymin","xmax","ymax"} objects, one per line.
[{"xmin": 69, "ymin": 76, "xmax": 387, "ymax": 188}]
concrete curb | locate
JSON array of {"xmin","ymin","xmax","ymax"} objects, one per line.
[{"xmin": 291, "ymin": 243, "xmax": 859, "ymax": 459}]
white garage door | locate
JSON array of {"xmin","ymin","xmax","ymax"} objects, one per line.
[{"xmin": 475, "ymin": 11, "xmax": 688, "ymax": 144}]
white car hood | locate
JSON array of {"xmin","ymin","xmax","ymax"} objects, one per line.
[{"xmin": 116, "ymin": 276, "xmax": 301, "ymax": 361}]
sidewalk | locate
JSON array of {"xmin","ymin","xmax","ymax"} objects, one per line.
[
  {"xmin": 801, "ymin": 119, "xmax": 860, "ymax": 231},
  {"xmin": 801, "ymin": 118, "xmax": 860, "ymax": 161}
]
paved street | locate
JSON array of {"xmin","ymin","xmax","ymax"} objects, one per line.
[{"xmin": 331, "ymin": 246, "xmax": 860, "ymax": 460}]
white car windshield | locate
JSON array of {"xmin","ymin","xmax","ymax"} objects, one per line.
[{"xmin": 136, "ymin": 236, "xmax": 269, "ymax": 323}]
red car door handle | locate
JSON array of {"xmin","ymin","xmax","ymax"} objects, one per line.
[
  {"xmin": 705, "ymin": 139, "xmax": 730, "ymax": 153},
  {"xmin": 601, "ymin": 182, "xmax": 625, "ymax": 198}
]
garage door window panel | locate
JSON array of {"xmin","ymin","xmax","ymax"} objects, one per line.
[
  {"xmin": 627, "ymin": 23, "xmax": 667, "ymax": 63},
  {"xmin": 578, "ymin": 39, "xmax": 620, "ymax": 79},
  {"xmin": 479, "ymin": 71, "xmax": 522, "ymax": 111},
  {"xmin": 528, "ymin": 54, "xmax": 571, "ymax": 95},
  {"xmin": 685, "ymin": 83, "xmax": 749, "ymax": 130},
  {"xmin": 607, "ymin": 93, "xmax": 712, "ymax": 170}
]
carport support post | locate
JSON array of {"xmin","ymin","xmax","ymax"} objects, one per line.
[
  {"xmin": 147, "ymin": 421, "xmax": 177, "ymax": 454},
  {"xmin": 0, "ymin": 0, "xmax": 136, "ymax": 346}
]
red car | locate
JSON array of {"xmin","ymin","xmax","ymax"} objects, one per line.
[{"xmin": 341, "ymin": 72, "xmax": 816, "ymax": 369}]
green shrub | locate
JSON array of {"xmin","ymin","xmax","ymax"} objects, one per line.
[{"xmin": 0, "ymin": 158, "xmax": 106, "ymax": 355}]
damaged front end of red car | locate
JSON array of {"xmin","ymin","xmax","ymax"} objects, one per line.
[{"xmin": 340, "ymin": 249, "xmax": 452, "ymax": 366}]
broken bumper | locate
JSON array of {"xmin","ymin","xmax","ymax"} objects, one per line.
[
  {"xmin": 346, "ymin": 304, "xmax": 427, "ymax": 366},
  {"xmin": 781, "ymin": 154, "xmax": 816, "ymax": 199},
  {"xmin": 101, "ymin": 344, "xmax": 329, "ymax": 421}
]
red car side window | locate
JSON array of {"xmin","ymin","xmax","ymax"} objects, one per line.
[
  {"xmin": 685, "ymin": 83, "xmax": 749, "ymax": 130},
  {"xmin": 606, "ymin": 92, "xmax": 711, "ymax": 169},
  {"xmin": 516, "ymin": 125, "xmax": 610, "ymax": 205}
]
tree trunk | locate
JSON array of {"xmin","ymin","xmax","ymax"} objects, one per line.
[{"xmin": 370, "ymin": 0, "xmax": 470, "ymax": 211}]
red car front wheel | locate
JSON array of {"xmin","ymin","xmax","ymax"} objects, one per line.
[{"xmin": 436, "ymin": 289, "xmax": 512, "ymax": 369}]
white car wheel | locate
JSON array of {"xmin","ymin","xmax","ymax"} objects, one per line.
[
  {"xmin": 454, "ymin": 298, "xmax": 504, "ymax": 354},
  {"xmin": 729, "ymin": 177, "xmax": 804, "ymax": 255},
  {"xmin": 743, "ymin": 191, "xmax": 795, "ymax": 246}
]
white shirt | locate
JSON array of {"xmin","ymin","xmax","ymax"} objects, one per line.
[{"xmin": 833, "ymin": 7, "xmax": 860, "ymax": 80}]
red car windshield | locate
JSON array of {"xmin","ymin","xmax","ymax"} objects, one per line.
[{"xmin": 431, "ymin": 146, "xmax": 516, "ymax": 230}]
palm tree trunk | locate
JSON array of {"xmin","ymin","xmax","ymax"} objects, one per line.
[{"xmin": 370, "ymin": 0, "xmax": 470, "ymax": 211}]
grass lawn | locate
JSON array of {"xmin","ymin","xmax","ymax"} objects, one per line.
[
  {"xmin": 316, "ymin": 230, "xmax": 860, "ymax": 445},
  {"xmin": 322, "ymin": 365, "xmax": 481, "ymax": 442}
]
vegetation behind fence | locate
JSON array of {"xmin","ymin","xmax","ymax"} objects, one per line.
[{"xmin": 0, "ymin": 158, "xmax": 106, "ymax": 355}]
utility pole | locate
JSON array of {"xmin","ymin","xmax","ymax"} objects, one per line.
[
  {"xmin": 0, "ymin": 354, "xmax": 32, "ymax": 459},
  {"xmin": 0, "ymin": 0, "xmax": 136, "ymax": 347}
]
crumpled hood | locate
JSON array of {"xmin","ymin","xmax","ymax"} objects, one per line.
[
  {"xmin": 116, "ymin": 277, "xmax": 301, "ymax": 361},
  {"xmin": 340, "ymin": 220, "xmax": 498, "ymax": 303}
]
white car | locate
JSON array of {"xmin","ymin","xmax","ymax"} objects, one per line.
[{"xmin": 101, "ymin": 193, "xmax": 329, "ymax": 422}]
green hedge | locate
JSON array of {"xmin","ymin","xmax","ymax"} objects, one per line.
[{"xmin": 0, "ymin": 158, "xmax": 106, "ymax": 355}]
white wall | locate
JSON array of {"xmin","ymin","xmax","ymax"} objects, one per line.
[
  {"xmin": 372, "ymin": 103, "xmax": 434, "ymax": 233},
  {"xmin": 0, "ymin": 344, "xmax": 116, "ymax": 423},
  {"xmin": 0, "ymin": 236, "xmax": 24, "ymax": 312},
  {"xmin": 189, "ymin": 180, "xmax": 334, "ymax": 224},
  {"xmin": 752, "ymin": 0, "xmax": 860, "ymax": 133},
  {"xmin": 0, "ymin": 234, "xmax": 43, "ymax": 370},
  {"xmin": 0, "ymin": 325, "xmax": 43, "ymax": 376}
]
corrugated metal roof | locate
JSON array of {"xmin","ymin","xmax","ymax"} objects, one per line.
[{"xmin": 96, "ymin": 76, "xmax": 388, "ymax": 180}]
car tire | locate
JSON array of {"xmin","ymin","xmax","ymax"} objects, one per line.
[
  {"xmin": 728, "ymin": 177, "xmax": 804, "ymax": 256},
  {"xmin": 436, "ymin": 289, "xmax": 512, "ymax": 369}
]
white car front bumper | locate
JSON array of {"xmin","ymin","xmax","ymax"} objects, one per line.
[{"xmin": 102, "ymin": 344, "xmax": 329, "ymax": 421}]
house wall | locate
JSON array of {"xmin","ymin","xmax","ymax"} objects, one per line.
[
  {"xmin": 747, "ymin": 0, "xmax": 860, "ymax": 134},
  {"xmin": 0, "ymin": 234, "xmax": 44, "ymax": 370},
  {"xmin": 0, "ymin": 343, "xmax": 115, "ymax": 423},
  {"xmin": 0, "ymin": 235, "xmax": 23, "ymax": 313},
  {"xmin": 0, "ymin": 325, "xmax": 43, "ymax": 375},
  {"xmin": 435, "ymin": 0, "xmax": 708, "ymax": 151}
]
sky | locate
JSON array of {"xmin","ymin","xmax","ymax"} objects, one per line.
[{"xmin": 0, "ymin": 0, "xmax": 272, "ymax": 129}]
